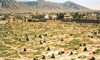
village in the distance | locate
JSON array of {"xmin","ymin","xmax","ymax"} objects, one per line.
[
  {"xmin": 0, "ymin": 0, "xmax": 100, "ymax": 60},
  {"xmin": 0, "ymin": 11, "xmax": 100, "ymax": 23}
]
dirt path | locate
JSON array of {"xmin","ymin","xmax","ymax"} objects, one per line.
[{"xmin": 1, "ymin": 41, "xmax": 29, "ymax": 60}]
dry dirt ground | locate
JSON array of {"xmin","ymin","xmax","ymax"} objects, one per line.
[{"xmin": 0, "ymin": 21, "xmax": 100, "ymax": 60}]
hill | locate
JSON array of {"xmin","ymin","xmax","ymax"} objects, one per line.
[
  {"xmin": 0, "ymin": 0, "xmax": 90, "ymax": 13},
  {"xmin": 0, "ymin": 0, "xmax": 32, "ymax": 13},
  {"xmin": 23, "ymin": 0, "xmax": 90, "ymax": 12}
]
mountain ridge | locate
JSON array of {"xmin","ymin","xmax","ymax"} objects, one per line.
[{"xmin": 0, "ymin": 0, "xmax": 91, "ymax": 13}]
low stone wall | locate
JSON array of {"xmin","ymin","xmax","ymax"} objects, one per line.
[{"xmin": 63, "ymin": 19, "xmax": 100, "ymax": 23}]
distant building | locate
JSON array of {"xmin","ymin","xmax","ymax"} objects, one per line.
[
  {"xmin": 83, "ymin": 13, "xmax": 97, "ymax": 20},
  {"xmin": 22, "ymin": 14, "xmax": 32, "ymax": 22},
  {"xmin": 25, "ymin": 15, "xmax": 32, "ymax": 19},
  {"xmin": 22, "ymin": 16, "xmax": 28, "ymax": 22},
  {"xmin": 9, "ymin": 15, "xmax": 15, "ymax": 21},
  {"xmin": 45, "ymin": 14, "xmax": 50, "ymax": 19},
  {"xmin": 64, "ymin": 13, "xmax": 73, "ymax": 19},
  {"xmin": 51, "ymin": 15, "xmax": 57, "ymax": 20},
  {"xmin": 0, "ymin": 15, "xmax": 4, "ymax": 19}
]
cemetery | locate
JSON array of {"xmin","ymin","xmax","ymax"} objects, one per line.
[{"xmin": 0, "ymin": 21, "xmax": 100, "ymax": 60}]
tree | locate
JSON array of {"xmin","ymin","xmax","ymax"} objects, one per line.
[
  {"xmin": 73, "ymin": 12, "xmax": 83, "ymax": 19},
  {"xmin": 15, "ymin": 15, "xmax": 22, "ymax": 19},
  {"xmin": 97, "ymin": 16, "xmax": 100, "ymax": 20},
  {"xmin": 0, "ymin": 28, "xmax": 2, "ymax": 31},
  {"xmin": 57, "ymin": 13, "xmax": 65, "ymax": 20},
  {"xmin": 1, "ymin": 17, "xmax": 6, "ymax": 20},
  {"xmin": 32, "ymin": 15, "xmax": 44, "ymax": 19}
]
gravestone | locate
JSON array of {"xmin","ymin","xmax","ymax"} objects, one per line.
[
  {"xmin": 70, "ymin": 51, "xmax": 73, "ymax": 55},
  {"xmin": 89, "ymin": 57, "xmax": 95, "ymax": 60},
  {"xmin": 47, "ymin": 47, "xmax": 50, "ymax": 51},
  {"xmin": 83, "ymin": 47, "xmax": 88, "ymax": 51},
  {"xmin": 83, "ymin": 43, "xmax": 86, "ymax": 46},
  {"xmin": 80, "ymin": 44, "xmax": 82, "ymax": 46},
  {"xmin": 40, "ymin": 41, "xmax": 42, "ymax": 45},
  {"xmin": 51, "ymin": 54, "xmax": 55, "ymax": 58},
  {"xmin": 42, "ymin": 55, "xmax": 45, "ymax": 59},
  {"xmin": 24, "ymin": 48, "xmax": 27, "ymax": 52},
  {"xmin": 61, "ymin": 39, "xmax": 64, "ymax": 41}
]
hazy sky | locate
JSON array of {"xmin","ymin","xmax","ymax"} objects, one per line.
[{"xmin": 17, "ymin": 0, "xmax": 100, "ymax": 10}]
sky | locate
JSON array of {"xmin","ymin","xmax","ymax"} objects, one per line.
[{"xmin": 17, "ymin": 0, "xmax": 100, "ymax": 10}]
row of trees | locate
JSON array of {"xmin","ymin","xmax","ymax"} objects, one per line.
[
  {"xmin": 1, "ymin": 13, "xmax": 100, "ymax": 21},
  {"xmin": 56, "ymin": 12, "xmax": 83, "ymax": 20},
  {"xmin": 0, "ymin": 15, "xmax": 23, "ymax": 20},
  {"xmin": 32, "ymin": 15, "xmax": 44, "ymax": 19},
  {"xmin": 73, "ymin": 13, "xmax": 83, "ymax": 19}
]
